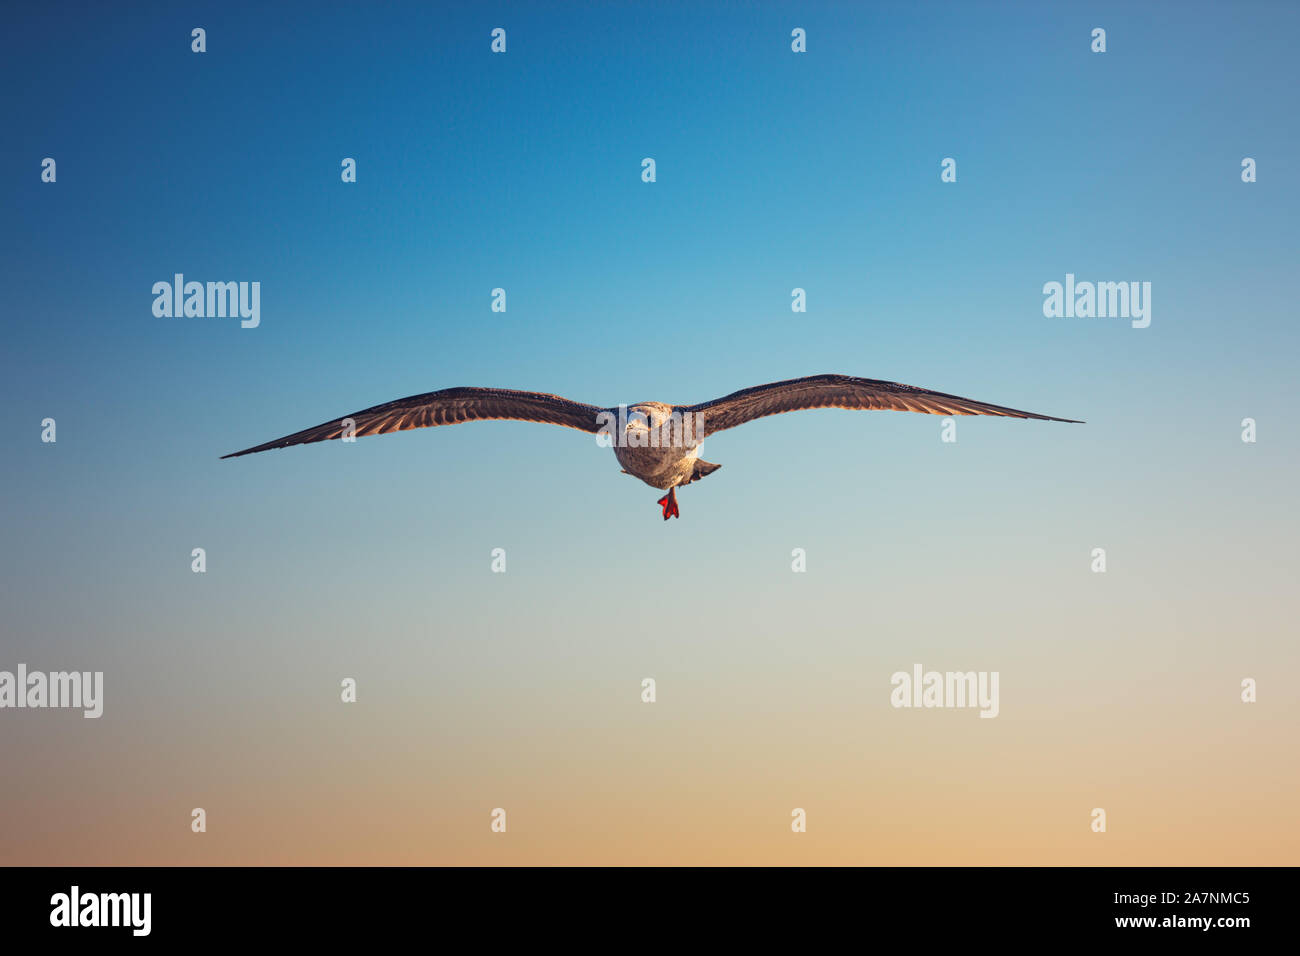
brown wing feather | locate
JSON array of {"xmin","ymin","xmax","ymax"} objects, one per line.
[
  {"xmin": 221, "ymin": 386, "xmax": 604, "ymax": 458},
  {"xmin": 684, "ymin": 374, "xmax": 1081, "ymax": 437}
]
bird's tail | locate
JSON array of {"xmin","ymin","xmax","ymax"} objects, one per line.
[{"xmin": 681, "ymin": 459, "xmax": 722, "ymax": 486}]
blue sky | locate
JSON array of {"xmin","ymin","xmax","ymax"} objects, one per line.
[{"xmin": 2, "ymin": 2, "xmax": 1298, "ymax": 863}]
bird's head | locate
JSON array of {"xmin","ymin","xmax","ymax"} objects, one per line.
[
  {"xmin": 619, "ymin": 402, "xmax": 703, "ymax": 451},
  {"xmin": 624, "ymin": 402, "xmax": 673, "ymax": 436}
]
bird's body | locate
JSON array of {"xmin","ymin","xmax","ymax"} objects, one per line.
[
  {"xmin": 223, "ymin": 374, "xmax": 1081, "ymax": 519},
  {"xmin": 611, "ymin": 402, "xmax": 705, "ymax": 489},
  {"xmin": 615, "ymin": 438, "xmax": 701, "ymax": 491}
]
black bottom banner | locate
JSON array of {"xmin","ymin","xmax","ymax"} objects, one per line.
[{"xmin": 0, "ymin": 865, "xmax": 1284, "ymax": 942}]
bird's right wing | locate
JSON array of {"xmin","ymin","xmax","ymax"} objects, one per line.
[{"xmin": 222, "ymin": 386, "xmax": 605, "ymax": 458}]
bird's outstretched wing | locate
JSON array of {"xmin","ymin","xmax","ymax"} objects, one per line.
[
  {"xmin": 683, "ymin": 374, "xmax": 1081, "ymax": 437},
  {"xmin": 221, "ymin": 386, "xmax": 604, "ymax": 458}
]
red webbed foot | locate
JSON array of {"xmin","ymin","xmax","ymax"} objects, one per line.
[{"xmin": 656, "ymin": 487, "xmax": 680, "ymax": 520}]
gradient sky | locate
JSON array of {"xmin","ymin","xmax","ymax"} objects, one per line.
[{"xmin": 2, "ymin": 1, "xmax": 1297, "ymax": 865}]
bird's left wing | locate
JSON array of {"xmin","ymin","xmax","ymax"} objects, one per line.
[
  {"xmin": 683, "ymin": 373, "xmax": 1081, "ymax": 437},
  {"xmin": 222, "ymin": 386, "xmax": 605, "ymax": 458}
]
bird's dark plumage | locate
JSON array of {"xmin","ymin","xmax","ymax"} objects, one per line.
[
  {"xmin": 683, "ymin": 373, "xmax": 1081, "ymax": 436},
  {"xmin": 221, "ymin": 374, "xmax": 1081, "ymax": 459},
  {"xmin": 220, "ymin": 386, "xmax": 604, "ymax": 458}
]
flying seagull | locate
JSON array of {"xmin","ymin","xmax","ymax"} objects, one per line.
[{"xmin": 223, "ymin": 373, "xmax": 1081, "ymax": 519}]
